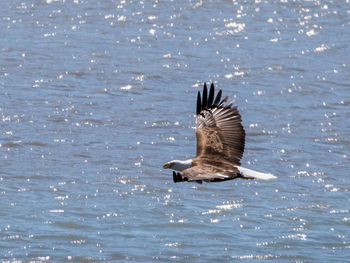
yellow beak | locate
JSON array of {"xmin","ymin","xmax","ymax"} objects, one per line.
[{"xmin": 163, "ymin": 163, "xmax": 171, "ymax": 169}]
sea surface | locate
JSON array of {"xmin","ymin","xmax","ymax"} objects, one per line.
[{"xmin": 1, "ymin": 0, "xmax": 350, "ymax": 262}]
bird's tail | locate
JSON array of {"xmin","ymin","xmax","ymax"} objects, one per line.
[{"xmin": 235, "ymin": 166, "xmax": 277, "ymax": 180}]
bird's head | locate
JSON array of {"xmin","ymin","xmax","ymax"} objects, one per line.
[
  {"xmin": 162, "ymin": 161, "xmax": 174, "ymax": 169},
  {"xmin": 162, "ymin": 159, "xmax": 192, "ymax": 171}
]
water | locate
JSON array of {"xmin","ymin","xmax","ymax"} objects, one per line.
[{"xmin": 1, "ymin": 0, "xmax": 349, "ymax": 261}]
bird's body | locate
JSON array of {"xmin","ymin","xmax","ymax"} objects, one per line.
[{"xmin": 163, "ymin": 83, "xmax": 276, "ymax": 183}]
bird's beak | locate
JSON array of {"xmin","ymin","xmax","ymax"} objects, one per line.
[{"xmin": 163, "ymin": 162, "xmax": 171, "ymax": 169}]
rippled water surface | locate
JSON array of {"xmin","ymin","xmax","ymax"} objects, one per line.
[{"xmin": 1, "ymin": 0, "xmax": 350, "ymax": 261}]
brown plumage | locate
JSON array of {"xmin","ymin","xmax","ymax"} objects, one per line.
[{"xmin": 173, "ymin": 83, "xmax": 246, "ymax": 183}]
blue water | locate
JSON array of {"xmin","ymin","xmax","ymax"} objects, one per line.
[{"xmin": 1, "ymin": 0, "xmax": 349, "ymax": 261}]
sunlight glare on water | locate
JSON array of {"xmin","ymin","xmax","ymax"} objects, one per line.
[{"xmin": 0, "ymin": 0, "xmax": 349, "ymax": 261}]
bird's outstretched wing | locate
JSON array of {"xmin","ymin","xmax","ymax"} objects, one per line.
[{"xmin": 195, "ymin": 83, "xmax": 245, "ymax": 165}]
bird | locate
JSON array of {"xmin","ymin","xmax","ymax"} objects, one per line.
[{"xmin": 163, "ymin": 83, "xmax": 277, "ymax": 183}]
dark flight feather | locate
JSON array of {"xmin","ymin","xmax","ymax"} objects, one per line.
[
  {"xmin": 208, "ymin": 83, "xmax": 215, "ymax": 106},
  {"xmin": 202, "ymin": 83, "xmax": 208, "ymax": 109},
  {"xmin": 196, "ymin": 91, "xmax": 201, "ymax": 115},
  {"xmin": 213, "ymin": 89, "xmax": 222, "ymax": 106}
]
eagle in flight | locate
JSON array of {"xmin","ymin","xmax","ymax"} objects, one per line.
[{"xmin": 163, "ymin": 83, "xmax": 276, "ymax": 183}]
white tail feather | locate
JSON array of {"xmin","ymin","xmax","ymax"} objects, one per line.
[{"xmin": 235, "ymin": 166, "xmax": 277, "ymax": 180}]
